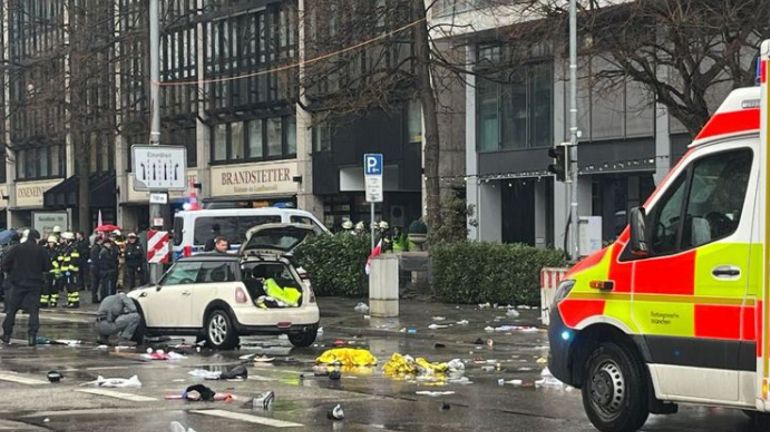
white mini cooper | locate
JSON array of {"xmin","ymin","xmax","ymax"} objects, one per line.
[{"xmin": 128, "ymin": 224, "xmax": 320, "ymax": 349}]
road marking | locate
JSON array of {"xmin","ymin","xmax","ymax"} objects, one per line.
[
  {"xmin": 76, "ymin": 388, "xmax": 158, "ymax": 402},
  {"xmin": 191, "ymin": 409, "xmax": 304, "ymax": 428},
  {"xmin": 0, "ymin": 373, "xmax": 48, "ymax": 385}
]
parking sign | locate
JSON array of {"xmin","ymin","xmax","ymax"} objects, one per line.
[{"xmin": 364, "ymin": 153, "xmax": 383, "ymax": 203}]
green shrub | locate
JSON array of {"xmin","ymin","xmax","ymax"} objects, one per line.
[
  {"xmin": 432, "ymin": 242, "xmax": 567, "ymax": 306},
  {"xmin": 294, "ymin": 233, "xmax": 371, "ymax": 297}
]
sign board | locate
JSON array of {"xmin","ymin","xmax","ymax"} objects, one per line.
[
  {"xmin": 132, "ymin": 145, "xmax": 187, "ymax": 191},
  {"xmin": 33, "ymin": 211, "xmax": 69, "ymax": 236},
  {"xmin": 364, "ymin": 153, "xmax": 383, "ymax": 203},
  {"xmin": 149, "ymin": 193, "xmax": 168, "ymax": 204},
  {"xmin": 152, "ymin": 217, "xmax": 164, "ymax": 228}
]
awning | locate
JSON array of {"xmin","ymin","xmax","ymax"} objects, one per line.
[{"xmin": 43, "ymin": 172, "xmax": 117, "ymax": 209}]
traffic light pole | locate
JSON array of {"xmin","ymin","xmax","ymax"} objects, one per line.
[
  {"xmin": 149, "ymin": 0, "xmax": 162, "ymax": 284},
  {"xmin": 568, "ymin": 0, "xmax": 579, "ymax": 261}
]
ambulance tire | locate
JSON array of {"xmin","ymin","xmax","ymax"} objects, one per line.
[{"xmin": 582, "ymin": 341, "xmax": 649, "ymax": 432}]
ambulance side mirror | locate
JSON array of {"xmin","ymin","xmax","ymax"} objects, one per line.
[{"xmin": 629, "ymin": 207, "xmax": 650, "ymax": 258}]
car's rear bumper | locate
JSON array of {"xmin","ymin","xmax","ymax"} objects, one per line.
[
  {"xmin": 234, "ymin": 321, "xmax": 318, "ymax": 335},
  {"xmin": 232, "ymin": 304, "xmax": 320, "ymax": 332}
]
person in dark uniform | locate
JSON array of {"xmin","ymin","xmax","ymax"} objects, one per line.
[
  {"xmin": 123, "ymin": 233, "xmax": 146, "ymax": 289},
  {"xmin": 99, "ymin": 238, "xmax": 119, "ymax": 300},
  {"xmin": 204, "ymin": 224, "xmax": 221, "ymax": 252},
  {"xmin": 1, "ymin": 229, "xmax": 52, "ymax": 346},
  {"xmin": 89, "ymin": 236, "xmax": 104, "ymax": 303}
]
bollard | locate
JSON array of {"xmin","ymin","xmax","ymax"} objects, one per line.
[{"xmin": 369, "ymin": 254, "xmax": 399, "ymax": 318}]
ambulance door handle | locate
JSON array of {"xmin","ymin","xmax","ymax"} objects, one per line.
[{"xmin": 711, "ymin": 266, "xmax": 741, "ymax": 279}]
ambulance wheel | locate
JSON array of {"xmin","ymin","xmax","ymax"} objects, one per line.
[
  {"xmin": 582, "ymin": 341, "xmax": 649, "ymax": 432},
  {"xmin": 288, "ymin": 324, "xmax": 318, "ymax": 348},
  {"xmin": 205, "ymin": 309, "xmax": 238, "ymax": 350}
]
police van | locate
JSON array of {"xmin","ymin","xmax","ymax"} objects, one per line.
[
  {"xmin": 549, "ymin": 41, "xmax": 770, "ymax": 431},
  {"xmin": 172, "ymin": 208, "xmax": 327, "ymax": 259}
]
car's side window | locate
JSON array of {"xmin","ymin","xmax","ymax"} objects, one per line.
[
  {"xmin": 196, "ymin": 261, "xmax": 236, "ymax": 283},
  {"xmin": 162, "ymin": 262, "xmax": 202, "ymax": 286},
  {"xmin": 646, "ymin": 148, "xmax": 752, "ymax": 256}
]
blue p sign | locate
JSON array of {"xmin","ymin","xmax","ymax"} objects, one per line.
[{"xmin": 364, "ymin": 153, "xmax": 383, "ymax": 176}]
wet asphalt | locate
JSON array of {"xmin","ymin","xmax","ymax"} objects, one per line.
[{"xmin": 0, "ymin": 297, "xmax": 759, "ymax": 432}]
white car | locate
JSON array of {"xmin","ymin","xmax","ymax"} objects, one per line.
[{"xmin": 128, "ymin": 224, "xmax": 320, "ymax": 349}]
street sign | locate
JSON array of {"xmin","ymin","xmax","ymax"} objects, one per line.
[
  {"xmin": 147, "ymin": 230, "xmax": 170, "ymax": 264},
  {"xmin": 364, "ymin": 153, "xmax": 383, "ymax": 203},
  {"xmin": 132, "ymin": 145, "xmax": 187, "ymax": 191},
  {"xmin": 33, "ymin": 211, "xmax": 69, "ymax": 236},
  {"xmin": 149, "ymin": 192, "xmax": 168, "ymax": 204},
  {"xmin": 152, "ymin": 217, "xmax": 164, "ymax": 228}
]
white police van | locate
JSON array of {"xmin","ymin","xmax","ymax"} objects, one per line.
[{"xmin": 172, "ymin": 208, "xmax": 327, "ymax": 259}]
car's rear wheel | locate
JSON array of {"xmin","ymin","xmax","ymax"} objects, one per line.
[
  {"xmin": 288, "ymin": 324, "xmax": 318, "ymax": 347},
  {"xmin": 205, "ymin": 309, "xmax": 238, "ymax": 350},
  {"xmin": 582, "ymin": 341, "xmax": 649, "ymax": 432}
]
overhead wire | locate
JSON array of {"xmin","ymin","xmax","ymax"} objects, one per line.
[{"xmin": 156, "ymin": 16, "xmax": 427, "ymax": 87}]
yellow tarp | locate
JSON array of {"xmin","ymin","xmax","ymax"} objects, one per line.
[
  {"xmin": 383, "ymin": 353, "xmax": 448, "ymax": 378},
  {"xmin": 316, "ymin": 348, "xmax": 378, "ymax": 367}
]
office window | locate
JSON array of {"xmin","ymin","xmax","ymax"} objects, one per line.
[
  {"xmin": 214, "ymin": 123, "xmax": 227, "ymax": 161},
  {"xmin": 231, "ymin": 121, "xmax": 244, "ymax": 160},
  {"xmin": 266, "ymin": 117, "xmax": 282, "ymax": 157},
  {"xmin": 285, "ymin": 116, "xmax": 296, "ymax": 155},
  {"xmin": 477, "ymin": 77, "xmax": 498, "ymax": 152},
  {"xmin": 247, "ymin": 119, "xmax": 263, "ymax": 158}
]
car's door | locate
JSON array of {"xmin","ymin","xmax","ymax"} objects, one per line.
[
  {"xmin": 629, "ymin": 144, "xmax": 755, "ymax": 402},
  {"xmin": 144, "ymin": 260, "xmax": 201, "ymax": 328},
  {"xmin": 189, "ymin": 260, "xmax": 241, "ymax": 327}
]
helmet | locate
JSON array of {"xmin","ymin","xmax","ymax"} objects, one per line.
[
  {"xmin": 355, "ymin": 221, "xmax": 365, "ymax": 231},
  {"xmin": 128, "ymin": 232, "xmax": 137, "ymax": 238},
  {"xmin": 379, "ymin": 221, "xmax": 389, "ymax": 230},
  {"xmin": 52, "ymin": 226, "xmax": 61, "ymax": 234},
  {"xmin": 20, "ymin": 229, "xmax": 29, "ymax": 243},
  {"xmin": 47, "ymin": 236, "xmax": 57, "ymax": 244},
  {"xmin": 341, "ymin": 220, "xmax": 353, "ymax": 230},
  {"xmin": 61, "ymin": 232, "xmax": 74, "ymax": 241},
  {"xmin": 112, "ymin": 229, "xmax": 122, "ymax": 237}
]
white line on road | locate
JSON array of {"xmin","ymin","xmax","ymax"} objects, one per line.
[
  {"xmin": 76, "ymin": 388, "xmax": 158, "ymax": 402},
  {"xmin": 0, "ymin": 373, "xmax": 48, "ymax": 385},
  {"xmin": 190, "ymin": 409, "xmax": 304, "ymax": 428}
]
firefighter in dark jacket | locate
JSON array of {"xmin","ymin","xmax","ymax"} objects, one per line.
[
  {"xmin": 1, "ymin": 229, "xmax": 52, "ymax": 346},
  {"xmin": 89, "ymin": 236, "xmax": 104, "ymax": 303},
  {"xmin": 59, "ymin": 232, "xmax": 81, "ymax": 308},
  {"xmin": 41, "ymin": 236, "xmax": 62, "ymax": 308},
  {"xmin": 99, "ymin": 238, "xmax": 120, "ymax": 300},
  {"xmin": 123, "ymin": 233, "xmax": 145, "ymax": 289}
]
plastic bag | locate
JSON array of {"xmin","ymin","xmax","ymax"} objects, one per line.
[{"xmin": 83, "ymin": 375, "xmax": 142, "ymax": 388}]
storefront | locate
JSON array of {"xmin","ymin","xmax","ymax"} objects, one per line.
[
  {"xmin": 11, "ymin": 178, "xmax": 64, "ymax": 228},
  {"xmin": 206, "ymin": 160, "xmax": 299, "ymax": 209}
]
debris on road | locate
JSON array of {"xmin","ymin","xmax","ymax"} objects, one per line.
[
  {"xmin": 535, "ymin": 367, "xmax": 565, "ymax": 390},
  {"xmin": 441, "ymin": 402, "xmax": 451, "ymax": 410},
  {"xmin": 432, "ymin": 316, "xmax": 446, "ymax": 321},
  {"xmin": 220, "ymin": 365, "xmax": 248, "ymax": 380},
  {"xmin": 47, "ymin": 370, "xmax": 62, "ymax": 383},
  {"xmin": 506, "ymin": 309, "xmax": 521, "ymax": 318},
  {"xmin": 188, "ymin": 369, "xmax": 222, "ymax": 380},
  {"xmin": 167, "ymin": 384, "xmax": 233, "ymax": 401},
  {"xmin": 170, "ymin": 421, "xmax": 198, "ymax": 432},
  {"xmin": 354, "ymin": 302, "xmax": 369, "ymax": 313},
  {"xmin": 253, "ymin": 391, "xmax": 275, "ymax": 410},
  {"xmin": 456, "ymin": 320, "xmax": 469, "ymax": 325},
  {"xmin": 416, "ymin": 391, "xmax": 455, "ymax": 397},
  {"xmin": 316, "ymin": 348, "xmax": 377, "ymax": 367},
  {"xmin": 428, "ymin": 323, "xmax": 449, "ymax": 330},
  {"xmin": 82, "ymin": 375, "xmax": 142, "ymax": 388},
  {"xmin": 327, "ymin": 404, "xmax": 345, "ymax": 420}
]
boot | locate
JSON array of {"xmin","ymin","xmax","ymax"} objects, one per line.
[
  {"xmin": 28, "ymin": 333, "xmax": 37, "ymax": 347},
  {"xmin": 0, "ymin": 334, "xmax": 10, "ymax": 344}
]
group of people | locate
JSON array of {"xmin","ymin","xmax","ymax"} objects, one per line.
[
  {"xmin": 340, "ymin": 220, "xmax": 407, "ymax": 252},
  {"xmin": 0, "ymin": 226, "xmax": 148, "ymax": 347}
]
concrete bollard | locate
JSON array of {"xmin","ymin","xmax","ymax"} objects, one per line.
[{"xmin": 369, "ymin": 254, "xmax": 399, "ymax": 318}]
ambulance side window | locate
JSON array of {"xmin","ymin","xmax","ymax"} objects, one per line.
[{"xmin": 649, "ymin": 174, "xmax": 687, "ymax": 255}]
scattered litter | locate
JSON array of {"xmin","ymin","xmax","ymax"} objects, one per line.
[
  {"xmin": 354, "ymin": 302, "xmax": 369, "ymax": 313},
  {"xmin": 447, "ymin": 359, "xmax": 465, "ymax": 372},
  {"xmin": 517, "ymin": 367, "xmax": 533, "ymax": 372},
  {"xmin": 253, "ymin": 356, "xmax": 275, "ymax": 363},
  {"xmin": 481, "ymin": 366, "xmax": 495, "ymax": 372},
  {"xmin": 484, "ymin": 326, "xmax": 495, "ymax": 332},
  {"xmin": 441, "ymin": 402, "xmax": 451, "ymax": 410},
  {"xmin": 473, "ymin": 338, "xmax": 484, "ymax": 345},
  {"xmin": 489, "ymin": 325, "xmax": 540, "ymax": 333},
  {"xmin": 82, "ymin": 375, "xmax": 141, "ymax": 388},
  {"xmin": 384, "ymin": 354, "xmax": 465, "ymax": 383},
  {"xmin": 432, "ymin": 316, "xmax": 446, "ymax": 321},
  {"xmin": 220, "ymin": 365, "xmax": 248, "ymax": 380},
  {"xmin": 170, "ymin": 421, "xmax": 197, "ymax": 432},
  {"xmin": 447, "ymin": 376, "xmax": 472, "ymax": 385},
  {"xmin": 456, "ymin": 320, "xmax": 469, "ymax": 326},
  {"xmin": 497, "ymin": 378, "xmax": 505, "ymax": 386},
  {"xmin": 313, "ymin": 365, "xmax": 330, "ymax": 376},
  {"xmin": 317, "ymin": 327, "xmax": 324, "ymax": 336},
  {"xmin": 43, "ymin": 418, "xmax": 50, "ymax": 423},
  {"xmin": 188, "ymin": 369, "xmax": 222, "ymax": 380},
  {"xmin": 416, "ymin": 391, "xmax": 455, "ymax": 397},
  {"xmin": 517, "ymin": 305, "xmax": 532, "ymax": 310},
  {"xmin": 141, "ymin": 349, "xmax": 186, "ymax": 361},
  {"xmin": 329, "ymin": 370, "xmax": 342, "ymax": 381},
  {"xmin": 407, "ymin": 328, "xmax": 417, "ymax": 334},
  {"xmin": 535, "ymin": 367, "xmax": 565, "ymax": 390},
  {"xmin": 536, "ymin": 357, "xmax": 548, "ymax": 364},
  {"xmin": 167, "ymin": 352, "xmax": 187, "ymax": 360},
  {"xmin": 166, "ymin": 384, "xmax": 233, "ymax": 401},
  {"xmin": 428, "ymin": 324, "xmax": 449, "ymax": 330},
  {"xmin": 97, "ymin": 345, "xmax": 109, "ymax": 350},
  {"xmin": 363, "ymin": 315, "xmax": 371, "ymax": 320},
  {"xmin": 434, "ymin": 343, "xmax": 446, "ymax": 349},
  {"xmin": 253, "ymin": 391, "xmax": 275, "ymax": 410},
  {"xmin": 478, "ymin": 303, "xmax": 491, "ymax": 309},
  {"xmin": 486, "ymin": 338, "xmax": 494, "ymax": 348},
  {"xmin": 506, "ymin": 309, "xmax": 521, "ymax": 318},
  {"xmin": 47, "ymin": 371, "xmax": 62, "ymax": 383},
  {"xmin": 328, "ymin": 404, "xmax": 344, "ymax": 421},
  {"xmin": 316, "ymin": 348, "xmax": 377, "ymax": 367}
]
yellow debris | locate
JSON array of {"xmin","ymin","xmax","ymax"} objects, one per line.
[
  {"xmin": 316, "ymin": 348, "xmax": 377, "ymax": 367},
  {"xmin": 383, "ymin": 353, "xmax": 449, "ymax": 380}
]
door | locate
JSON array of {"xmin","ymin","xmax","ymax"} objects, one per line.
[
  {"xmin": 144, "ymin": 261, "xmax": 202, "ymax": 328},
  {"xmin": 189, "ymin": 260, "xmax": 241, "ymax": 327},
  {"xmin": 629, "ymin": 145, "xmax": 754, "ymax": 402}
]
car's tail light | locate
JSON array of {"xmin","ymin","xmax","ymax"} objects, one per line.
[
  {"xmin": 235, "ymin": 287, "xmax": 248, "ymax": 304},
  {"xmin": 308, "ymin": 287, "xmax": 316, "ymax": 303}
]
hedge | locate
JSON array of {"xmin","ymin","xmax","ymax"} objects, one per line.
[
  {"xmin": 294, "ymin": 233, "xmax": 370, "ymax": 297},
  {"xmin": 432, "ymin": 242, "xmax": 567, "ymax": 306}
]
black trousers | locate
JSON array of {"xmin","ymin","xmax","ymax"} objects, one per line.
[
  {"xmin": 2, "ymin": 283, "xmax": 41, "ymax": 337},
  {"xmin": 100, "ymin": 271, "xmax": 117, "ymax": 300}
]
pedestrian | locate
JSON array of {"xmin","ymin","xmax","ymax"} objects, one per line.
[
  {"xmin": 123, "ymin": 233, "xmax": 146, "ymax": 289},
  {"xmin": 1, "ymin": 229, "xmax": 52, "ymax": 346},
  {"xmin": 204, "ymin": 224, "xmax": 221, "ymax": 252},
  {"xmin": 59, "ymin": 232, "xmax": 81, "ymax": 308},
  {"xmin": 95, "ymin": 291, "xmax": 141, "ymax": 345},
  {"xmin": 89, "ymin": 236, "xmax": 104, "ymax": 303},
  {"xmin": 213, "ymin": 236, "xmax": 229, "ymax": 254},
  {"xmin": 41, "ymin": 236, "xmax": 61, "ymax": 308},
  {"xmin": 99, "ymin": 238, "xmax": 119, "ymax": 300},
  {"xmin": 75, "ymin": 232, "xmax": 89, "ymax": 292}
]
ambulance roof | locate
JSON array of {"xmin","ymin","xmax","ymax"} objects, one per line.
[{"xmin": 690, "ymin": 86, "xmax": 760, "ymax": 148}]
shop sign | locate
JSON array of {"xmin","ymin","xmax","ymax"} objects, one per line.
[
  {"xmin": 16, "ymin": 178, "xmax": 64, "ymax": 208},
  {"xmin": 210, "ymin": 161, "xmax": 298, "ymax": 198}
]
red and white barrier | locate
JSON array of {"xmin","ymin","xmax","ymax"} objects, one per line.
[
  {"xmin": 147, "ymin": 230, "xmax": 170, "ymax": 264},
  {"xmin": 540, "ymin": 267, "xmax": 568, "ymax": 326}
]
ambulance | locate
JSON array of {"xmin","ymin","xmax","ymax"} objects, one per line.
[{"xmin": 548, "ymin": 41, "xmax": 770, "ymax": 432}]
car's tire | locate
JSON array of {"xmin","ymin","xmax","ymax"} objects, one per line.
[
  {"xmin": 581, "ymin": 341, "xmax": 649, "ymax": 432},
  {"xmin": 205, "ymin": 309, "xmax": 238, "ymax": 350},
  {"xmin": 131, "ymin": 312, "xmax": 147, "ymax": 344},
  {"xmin": 288, "ymin": 324, "xmax": 318, "ymax": 347}
]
